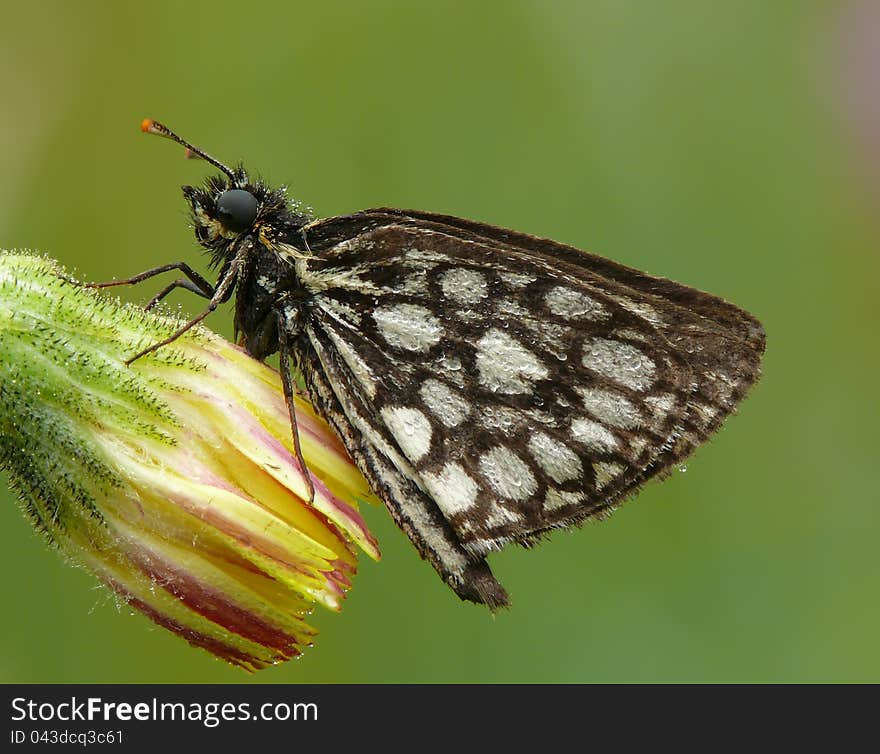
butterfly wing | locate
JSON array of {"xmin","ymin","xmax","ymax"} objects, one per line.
[
  {"xmin": 371, "ymin": 209, "xmax": 766, "ymax": 494},
  {"xmin": 287, "ymin": 212, "xmax": 763, "ymax": 606}
]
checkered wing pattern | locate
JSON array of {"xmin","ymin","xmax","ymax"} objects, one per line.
[{"xmin": 287, "ymin": 210, "xmax": 765, "ymax": 608}]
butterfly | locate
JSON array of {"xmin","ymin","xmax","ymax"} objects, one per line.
[{"xmin": 102, "ymin": 118, "xmax": 765, "ymax": 609}]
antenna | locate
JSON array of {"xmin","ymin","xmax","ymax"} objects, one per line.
[{"xmin": 141, "ymin": 118, "xmax": 236, "ymax": 181}]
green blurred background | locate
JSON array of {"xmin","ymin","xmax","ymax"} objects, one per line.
[{"xmin": 1, "ymin": 0, "xmax": 878, "ymax": 683}]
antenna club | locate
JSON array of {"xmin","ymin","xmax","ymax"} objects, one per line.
[
  {"xmin": 141, "ymin": 118, "xmax": 161, "ymax": 134},
  {"xmin": 138, "ymin": 118, "xmax": 236, "ymax": 180}
]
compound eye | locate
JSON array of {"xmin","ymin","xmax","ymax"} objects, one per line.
[{"xmin": 215, "ymin": 189, "xmax": 258, "ymax": 233}]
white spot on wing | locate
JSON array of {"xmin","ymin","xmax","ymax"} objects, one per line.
[
  {"xmin": 544, "ymin": 488, "xmax": 585, "ymax": 511},
  {"xmin": 373, "ymin": 304, "xmax": 443, "ymax": 352},
  {"xmin": 645, "ymin": 393, "xmax": 676, "ymax": 416},
  {"xmin": 571, "ymin": 417, "xmax": 619, "ymax": 453},
  {"xmin": 422, "ymin": 463, "xmax": 479, "ymax": 517},
  {"xmin": 420, "ymin": 379, "xmax": 471, "ymax": 427},
  {"xmin": 403, "ymin": 248, "xmax": 452, "ymax": 265},
  {"xmin": 479, "ymin": 446, "xmax": 538, "ymax": 501},
  {"xmin": 593, "ymin": 461, "xmax": 625, "ymax": 490},
  {"xmin": 610, "ymin": 295, "xmax": 663, "ymax": 325},
  {"xmin": 500, "ymin": 272, "xmax": 536, "ymax": 288},
  {"xmin": 614, "ymin": 328, "xmax": 651, "ymax": 343},
  {"xmin": 576, "ymin": 386, "xmax": 641, "ymax": 429},
  {"xmin": 629, "ymin": 436, "xmax": 649, "ymax": 455},
  {"xmin": 485, "ymin": 505, "xmax": 521, "ymax": 527},
  {"xmin": 582, "ymin": 337, "xmax": 656, "ymax": 391},
  {"xmin": 380, "ymin": 406, "xmax": 433, "ymax": 462},
  {"xmin": 528, "ymin": 432, "xmax": 584, "ymax": 483},
  {"xmin": 476, "ymin": 328, "xmax": 548, "ymax": 394},
  {"xmin": 440, "ymin": 268, "xmax": 488, "ymax": 305},
  {"xmin": 545, "ymin": 286, "xmax": 609, "ymax": 321}
]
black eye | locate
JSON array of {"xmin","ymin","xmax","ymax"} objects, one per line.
[{"xmin": 215, "ymin": 189, "xmax": 258, "ymax": 233}]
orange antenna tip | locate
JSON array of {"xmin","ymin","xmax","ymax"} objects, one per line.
[{"xmin": 138, "ymin": 118, "xmax": 236, "ymax": 180}]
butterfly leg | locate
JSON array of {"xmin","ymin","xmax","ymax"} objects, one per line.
[
  {"xmin": 123, "ymin": 256, "xmax": 242, "ymax": 365},
  {"xmin": 88, "ymin": 262, "xmax": 214, "ymax": 297},
  {"xmin": 277, "ymin": 314, "xmax": 317, "ymax": 504},
  {"xmin": 144, "ymin": 278, "xmax": 214, "ymax": 310},
  {"xmin": 87, "ymin": 262, "xmax": 216, "ymax": 312}
]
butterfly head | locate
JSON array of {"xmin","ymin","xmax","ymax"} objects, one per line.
[
  {"xmin": 183, "ymin": 174, "xmax": 274, "ymax": 253},
  {"xmin": 141, "ymin": 119, "xmax": 297, "ymax": 267}
]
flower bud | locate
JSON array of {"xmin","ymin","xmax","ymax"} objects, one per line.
[{"xmin": 0, "ymin": 253, "xmax": 379, "ymax": 671}]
